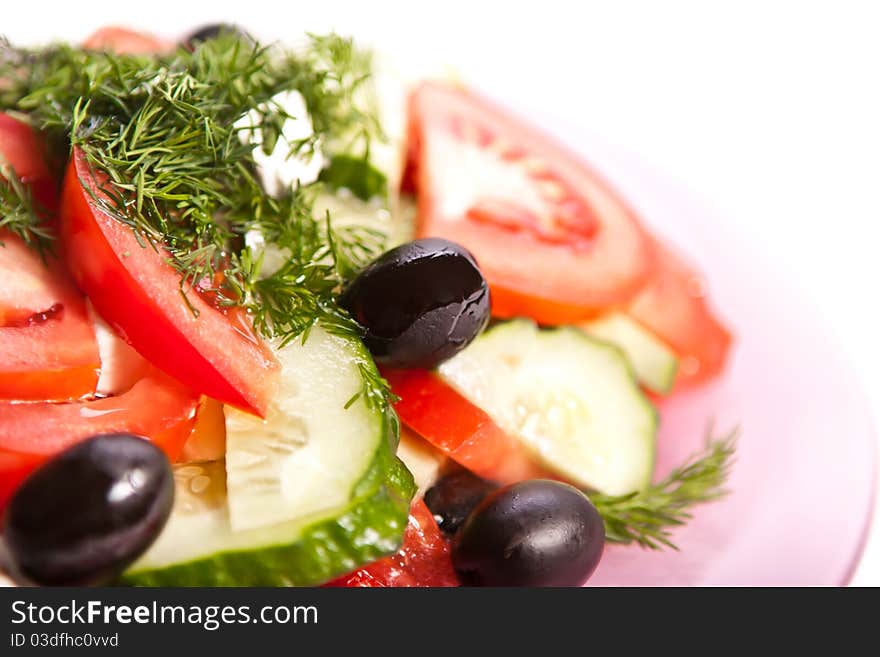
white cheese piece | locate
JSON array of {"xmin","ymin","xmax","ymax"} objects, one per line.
[
  {"xmin": 396, "ymin": 427, "xmax": 445, "ymax": 494},
  {"xmin": 91, "ymin": 304, "xmax": 150, "ymax": 396},
  {"xmin": 235, "ymin": 90, "xmax": 323, "ymax": 197}
]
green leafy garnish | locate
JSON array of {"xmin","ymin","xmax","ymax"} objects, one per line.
[
  {"xmin": 0, "ymin": 32, "xmax": 394, "ymax": 415},
  {"xmin": 0, "ymin": 156, "xmax": 53, "ymax": 252},
  {"xmin": 318, "ymin": 154, "xmax": 388, "ymax": 201},
  {"xmin": 591, "ymin": 430, "xmax": 737, "ymax": 550}
]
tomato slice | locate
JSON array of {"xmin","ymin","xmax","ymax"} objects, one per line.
[
  {"xmin": 627, "ymin": 245, "xmax": 733, "ymax": 385},
  {"xmin": 326, "ymin": 500, "xmax": 458, "ymax": 587},
  {"xmin": 60, "ymin": 147, "xmax": 279, "ymax": 416},
  {"xmin": 408, "ymin": 82, "xmax": 655, "ymax": 323},
  {"xmin": 1, "ymin": 114, "xmax": 60, "ymax": 322},
  {"xmin": 0, "ymin": 115, "xmax": 100, "ymax": 401},
  {"xmin": 0, "ymin": 369, "xmax": 199, "ymax": 510},
  {"xmin": 0, "ymin": 231, "xmax": 64, "ymax": 323},
  {"xmin": 383, "ymin": 368, "xmax": 543, "ymax": 484},
  {"xmin": 82, "ymin": 27, "xmax": 173, "ymax": 55},
  {"xmin": 0, "ymin": 113, "xmax": 58, "ymax": 214},
  {"xmin": 0, "ymin": 304, "xmax": 100, "ymax": 402}
]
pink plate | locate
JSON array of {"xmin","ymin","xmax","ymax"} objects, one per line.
[{"xmin": 565, "ymin": 135, "xmax": 878, "ymax": 586}]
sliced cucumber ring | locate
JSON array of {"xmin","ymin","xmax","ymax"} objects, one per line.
[
  {"xmin": 579, "ymin": 313, "xmax": 679, "ymax": 394},
  {"xmin": 438, "ymin": 320, "xmax": 656, "ymax": 495},
  {"xmin": 223, "ymin": 328, "xmax": 384, "ymax": 532},
  {"xmin": 123, "ymin": 446, "xmax": 413, "ymax": 586},
  {"xmin": 123, "ymin": 328, "xmax": 414, "ymax": 586}
]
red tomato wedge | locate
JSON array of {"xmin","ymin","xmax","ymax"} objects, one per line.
[
  {"xmin": 0, "ymin": 239, "xmax": 100, "ymax": 402},
  {"xmin": 627, "ymin": 245, "xmax": 733, "ymax": 385},
  {"xmin": 82, "ymin": 27, "xmax": 173, "ymax": 55},
  {"xmin": 326, "ymin": 500, "xmax": 458, "ymax": 587},
  {"xmin": 0, "ymin": 113, "xmax": 58, "ymax": 213},
  {"xmin": 0, "ymin": 231, "xmax": 66, "ymax": 324},
  {"xmin": 0, "ymin": 369, "xmax": 199, "ymax": 510},
  {"xmin": 0, "ymin": 116, "xmax": 99, "ymax": 401},
  {"xmin": 1, "ymin": 114, "xmax": 60, "ymax": 321},
  {"xmin": 60, "ymin": 147, "xmax": 279, "ymax": 416},
  {"xmin": 408, "ymin": 82, "xmax": 655, "ymax": 323},
  {"xmin": 0, "ymin": 302, "xmax": 100, "ymax": 402},
  {"xmin": 383, "ymin": 368, "xmax": 543, "ymax": 484}
]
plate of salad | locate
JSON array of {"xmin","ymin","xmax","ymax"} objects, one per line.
[{"xmin": 0, "ymin": 24, "xmax": 874, "ymax": 587}]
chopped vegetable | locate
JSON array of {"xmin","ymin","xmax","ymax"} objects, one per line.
[
  {"xmin": 407, "ymin": 81, "xmax": 655, "ymax": 321},
  {"xmin": 327, "ymin": 500, "xmax": 458, "ymax": 587},
  {"xmin": 439, "ymin": 320, "xmax": 657, "ymax": 495},
  {"xmin": 0, "ymin": 369, "xmax": 198, "ymax": 510}
]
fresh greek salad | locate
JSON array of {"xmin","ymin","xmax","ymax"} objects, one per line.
[{"xmin": 0, "ymin": 25, "xmax": 735, "ymax": 587}]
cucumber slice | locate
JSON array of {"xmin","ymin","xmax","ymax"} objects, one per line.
[
  {"xmin": 123, "ymin": 329, "xmax": 415, "ymax": 586},
  {"xmin": 438, "ymin": 320, "xmax": 656, "ymax": 495},
  {"xmin": 579, "ymin": 313, "xmax": 679, "ymax": 394},
  {"xmin": 122, "ymin": 447, "xmax": 413, "ymax": 586},
  {"xmin": 223, "ymin": 328, "xmax": 382, "ymax": 532}
]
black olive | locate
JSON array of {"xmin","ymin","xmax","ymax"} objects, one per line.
[
  {"xmin": 452, "ymin": 480, "xmax": 605, "ymax": 587},
  {"xmin": 424, "ymin": 467, "xmax": 498, "ymax": 536},
  {"xmin": 2, "ymin": 434, "xmax": 174, "ymax": 586},
  {"xmin": 341, "ymin": 238, "xmax": 491, "ymax": 369},
  {"xmin": 183, "ymin": 24, "xmax": 251, "ymax": 49}
]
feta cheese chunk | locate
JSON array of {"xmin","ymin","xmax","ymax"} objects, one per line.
[{"xmin": 235, "ymin": 90, "xmax": 323, "ymax": 196}]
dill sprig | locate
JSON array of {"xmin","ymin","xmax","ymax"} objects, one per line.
[
  {"xmin": 0, "ymin": 32, "xmax": 394, "ymax": 415},
  {"xmin": 0, "ymin": 157, "xmax": 54, "ymax": 251},
  {"xmin": 591, "ymin": 430, "xmax": 738, "ymax": 550}
]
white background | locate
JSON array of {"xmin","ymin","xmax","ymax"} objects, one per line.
[{"xmin": 4, "ymin": 0, "xmax": 878, "ymax": 584}]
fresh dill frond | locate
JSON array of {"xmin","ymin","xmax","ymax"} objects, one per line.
[
  {"xmin": 0, "ymin": 156, "xmax": 53, "ymax": 252},
  {"xmin": 590, "ymin": 429, "xmax": 738, "ymax": 550},
  {"xmin": 0, "ymin": 31, "xmax": 394, "ymax": 417},
  {"xmin": 0, "ymin": 34, "xmax": 382, "ymax": 276}
]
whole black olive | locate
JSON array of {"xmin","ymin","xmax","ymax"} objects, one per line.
[
  {"xmin": 183, "ymin": 23, "xmax": 251, "ymax": 49},
  {"xmin": 424, "ymin": 467, "xmax": 498, "ymax": 536},
  {"xmin": 341, "ymin": 238, "xmax": 491, "ymax": 369},
  {"xmin": 2, "ymin": 434, "xmax": 174, "ymax": 586},
  {"xmin": 452, "ymin": 480, "xmax": 605, "ymax": 587}
]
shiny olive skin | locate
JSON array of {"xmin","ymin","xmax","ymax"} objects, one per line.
[
  {"xmin": 341, "ymin": 238, "xmax": 491, "ymax": 369},
  {"xmin": 452, "ymin": 480, "xmax": 605, "ymax": 587},
  {"xmin": 424, "ymin": 468, "xmax": 498, "ymax": 536},
  {"xmin": 2, "ymin": 434, "xmax": 174, "ymax": 586}
]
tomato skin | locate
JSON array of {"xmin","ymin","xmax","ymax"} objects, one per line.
[
  {"xmin": 0, "ymin": 235, "xmax": 100, "ymax": 403},
  {"xmin": 0, "ymin": 233, "xmax": 67, "ymax": 324},
  {"xmin": 0, "ymin": 113, "xmax": 62, "ymax": 322},
  {"xmin": 82, "ymin": 27, "xmax": 173, "ymax": 55},
  {"xmin": 326, "ymin": 500, "xmax": 458, "ymax": 587},
  {"xmin": 383, "ymin": 368, "xmax": 543, "ymax": 484},
  {"xmin": 409, "ymin": 82, "xmax": 655, "ymax": 321},
  {"xmin": 0, "ymin": 114, "xmax": 99, "ymax": 401},
  {"xmin": 0, "ymin": 312, "xmax": 100, "ymax": 402},
  {"xmin": 627, "ymin": 245, "xmax": 733, "ymax": 386},
  {"xmin": 0, "ymin": 113, "xmax": 58, "ymax": 213},
  {"xmin": 489, "ymin": 285, "xmax": 605, "ymax": 325},
  {"xmin": 0, "ymin": 369, "xmax": 198, "ymax": 510},
  {"xmin": 60, "ymin": 148, "xmax": 279, "ymax": 416}
]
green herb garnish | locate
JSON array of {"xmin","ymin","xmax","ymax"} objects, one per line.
[
  {"xmin": 0, "ymin": 32, "xmax": 394, "ymax": 415},
  {"xmin": 0, "ymin": 155, "xmax": 53, "ymax": 251},
  {"xmin": 318, "ymin": 154, "xmax": 388, "ymax": 202},
  {"xmin": 591, "ymin": 430, "xmax": 737, "ymax": 549}
]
